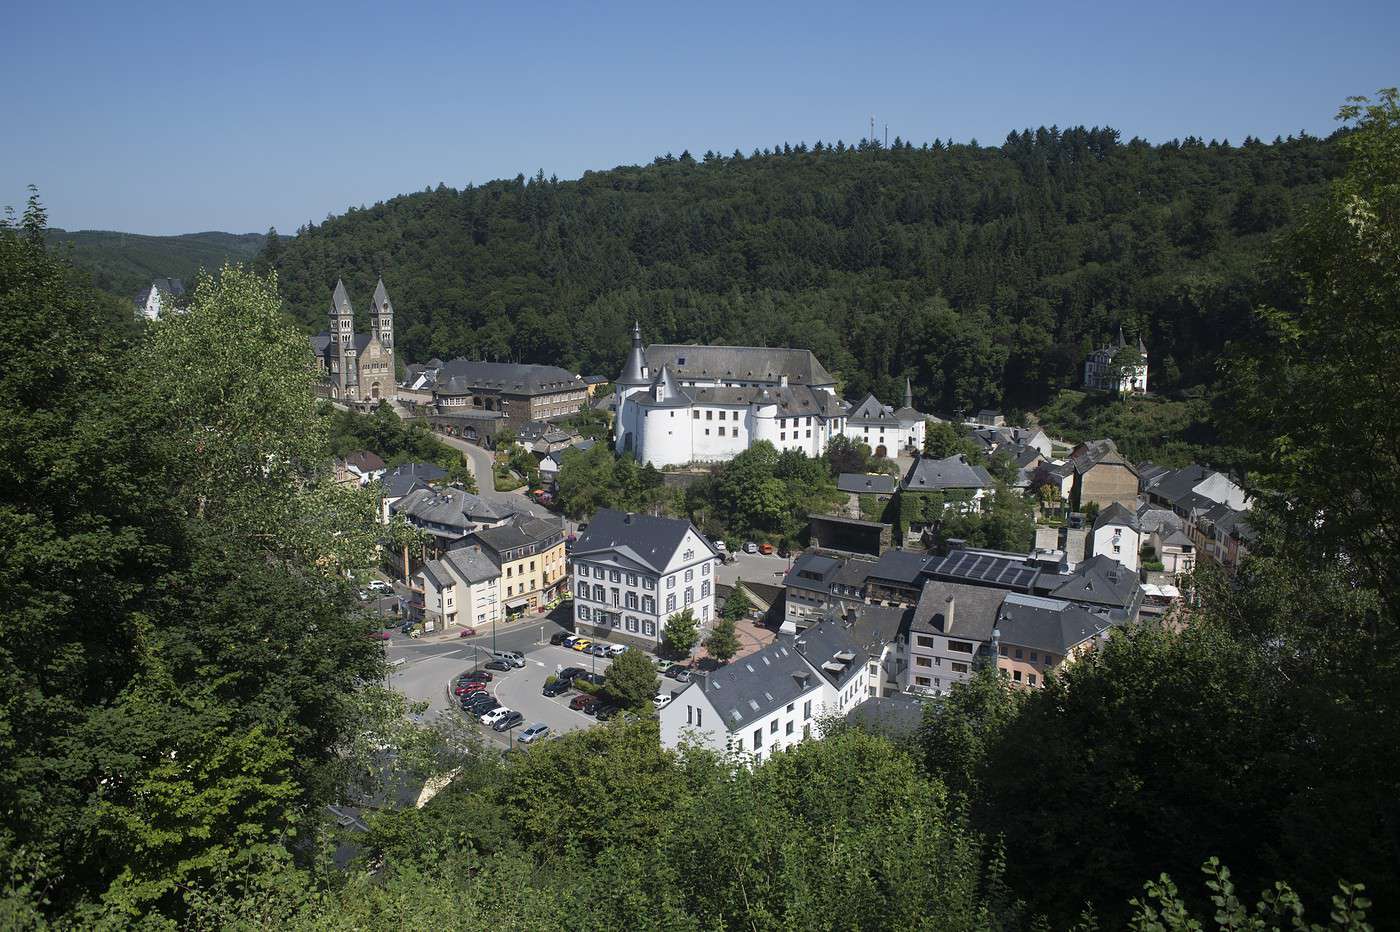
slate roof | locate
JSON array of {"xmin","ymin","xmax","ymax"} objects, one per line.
[
  {"xmin": 911, "ymin": 580, "xmax": 1007, "ymax": 640},
  {"xmin": 1050, "ymin": 554, "xmax": 1140, "ymax": 610},
  {"xmin": 391, "ymin": 486, "xmax": 515, "ymax": 531},
  {"xmin": 997, "ymin": 592, "xmax": 1116, "ymax": 655},
  {"xmin": 572, "ymin": 508, "xmax": 713, "ymax": 574},
  {"xmin": 1068, "ymin": 439, "xmax": 1136, "ymax": 477},
  {"xmin": 695, "ymin": 638, "xmax": 821, "ymax": 731},
  {"xmin": 783, "ymin": 551, "xmax": 843, "ymax": 594},
  {"xmin": 837, "ymin": 473, "xmax": 898, "ymax": 495},
  {"xmin": 1160, "ymin": 529, "xmax": 1195, "ymax": 549},
  {"xmin": 845, "ymin": 694, "xmax": 928, "ymax": 739},
  {"xmin": 831, "ymin": 556, "xmax": 879, "ymax": 592},
  {"xmin": 470, "ymin": 514, "xmax": 563, "ymax": 554},
  {"xmin": 633, "ymin": 382, "xmax": 845, "ymax": 418},
  {"xmin": 1093, "ymin": 501, "xmax": 1140, "ymax": 532},
  {"xmin": 847, "ymin": 393, "xmax": 916, "ymax": 425},
  {"xmin": 868, "ymin": 549, "xmax": 932, "ymax": 586},
  {"xmin": 617, "ymin": 322, "xmax": 649, "ymax": 386},
  {"xmin": 382, "ymin": 462, "xmax": 448, "ymax": 486},
  {"xmin": 135, "ymin": 277, "xmax": 185, "ymax": 305},
  {"xmin": 901, "ymin": 454, "xmax": 993, "ymax": 493},
  {"xmin": 833, "ymin": 602, "xmax": 911, "ymax": 654},
  {"xmin": 432, "ymin": 358, "xmax": 581, "ymax": 396},
  {"xmin": 431, "ymin": 545, "xmax": 500, "ymax": 586},
  {"xmin": 795, "ymin": 620, "xmax": 868, "ymax": 691},
  {"xmin": 1214, "ymin": 510, "xmax": 1256, "ymax": 542},
  {"xmin": 1144, "ymin": 464, "xmax": 1212, "ymax": 505},
  {"xmin": 344, "ymin": 450, "xmax": 386, "ymax": 472},
  {"xmin": 1136, "ymin": 504, "xmax": 1183, "ymax": 536},
  {"xmin": 642, "ymin": 343, "xmax": 835, "ymax": 387}
]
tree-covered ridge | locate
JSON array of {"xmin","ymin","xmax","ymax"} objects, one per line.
[
  {"xmin": 44, "ymin": 227, "xmax": 265, "ymax": 299},
  {"xmin": 266, "ymin": 129, "xmax": 1339, "ymax": 414}
]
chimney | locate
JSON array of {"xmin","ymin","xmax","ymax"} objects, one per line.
[
  {"xmin": 795, "ymin": 637, "xmax": 806, "ymax": 654},
  {"xmin": 623, "ymin": 512, "xmax": 634, "ymax": 524},
  {"xmin": 944, "ymin": 595, "xmax": 956, "ymax": 631},
  {"xmin": 946, "ymin": 538, "xmax": 967, "ymax": 553}
]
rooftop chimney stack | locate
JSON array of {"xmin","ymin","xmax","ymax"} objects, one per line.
[{"xmin": 945, "ymin": 595, "xmax": 956, "ymax": 631}]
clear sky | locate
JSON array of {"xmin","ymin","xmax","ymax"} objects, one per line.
[{"xmin": 5, "ymin": 0, "xmax": 1396, "ymax": 235}]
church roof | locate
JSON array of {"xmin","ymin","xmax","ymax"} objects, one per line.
[
  {"xmin": 331, "ymin": 279, "xmax": 353, "ymax": 316},
  {"xmin": 372, "ymin": 278, "xmax": 390, "ymax": 311}
]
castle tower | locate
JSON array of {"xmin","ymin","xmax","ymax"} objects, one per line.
[
  {"xmin": 614, "ymin": 321, "xmax": 651, "ymax": 454},
  {"xmin": 329, "ymin": 279, "xmax": 355, "ymax": 399},
  {"xmin": 903, "ymin": 376, "xmax": 913, "ymax": 410}
]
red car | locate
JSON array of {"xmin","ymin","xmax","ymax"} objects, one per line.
[
  {"xmin": 454, "ymin": 681, "xmax": 487, "ymax": 697},
  {"xmin": 759, "ymin": 542, "xmax": 774, "ymax": 555},
  {"xmin": 568, "ymin": 694, "xmax": 593, "ymax": 711},
  {"xmin": 457, "ymin": 626, "xmax": 478, "ymax": 637},
  {"xmin": 366, "ymin": 630, "xmax": 391, "ymax": 640}
]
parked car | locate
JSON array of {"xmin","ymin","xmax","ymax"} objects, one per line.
[
  {"xmin": 585, "ymin": 643, "xmax": 610, "ymax": 656},
  {"xmin": 517, "ymin": 723, "xmax": 550, "ymax": 744},
  {"xmin": 368, "ymin": 580, "xmax": 393, "ymax": 594},
  {"xmin": 570, "ymin": 638, "xmax": 593, "ymax": 652},
  {"xmin": 594, "ymin": 704, "xmax": 621, "ymax": 721},
  {"xmin": 453, "ymin": 681, "xmax": 486, "ymax": 697},
  {"xmin": 569, "ymin": 693, "xmax": 595, "ymax": 711},
  {"xmin": 457, "ymin": 626, "xmax": 477, "ymax": 637},
  {"xmin": 713, "ymin": 539, "xmax": 727, "ymax": 553},
  {"xmin": 550, "ymin": 632, "xmax": 569, "ymax": 646},
  {"xmin": 493, "ymin": 710, "xmax": 525, "ymax": 732},
  {"xmin": 481, "ymin": 707, "xmax": 513, "ymax": 727},
  {"xmin": 464, "ymin": 696, "xmax": 497, "ymax": 714},
  {"xmin": 605, "ymin": 644, "xmax": 629, "ymax": 657},
  {"xmin": 542, "ymin": 679, "xmax": 569, "ymax": 697},
  {"xmin": 664, "ymin": 665, "xmax": 692, "ymax": 683},
  {"xmin": 652, "ymin": 693, "xmax": 669, "ymax": 708},
  {"xmin": 576, "ymin": 671, "xmax": 606, "ymax": 686},
  {"xmin": 493, "ymin": 650, "xmax": 526, "ymax": 668},
  {"xmin": 484, "ymin": 659, "xmax": 512, "ymax": 672},
  {"xmin": 366, "ymin": 630, "xmax": 391, "ymax": 640},
  {"xmin": 457, "ymin": 671, "xmax": 492, "ymax": 683},
  {"xmin": 582, "ymin": 698, "xmax": 603, "ymax": 716},
  {"xmin": 744, "ymin": 541, "xmax": 758, "ymax": 554},
  {"xmin": 759, "ymin": 542, "xmax": 774, "ymax": 555},
  {"xmin": 558, "ymin": 666, "xmax": 586, "ymax": 681}
]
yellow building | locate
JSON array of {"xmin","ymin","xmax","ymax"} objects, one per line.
[{"xmin": 471, "ymin": 514, "xmax": 567, "ymax": 618}]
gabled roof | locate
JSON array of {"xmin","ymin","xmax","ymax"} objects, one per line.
[
  {"xmin": 783, "ymin": 551, "xmax": 843, "ymax": 594},
  {"xmin": 830, "ymin": 602, "xmax": 912, "ymax": 654},
  {"xmin": 847, "ymin": 393, "xmax": 896, "ymax": 423},
  {"xmin": 794, "ymin": 620, "xmax": 868, "ymax": 691},
  {"xmin": 572, "ymin": 508, "xmax": 713, "ymax": 574},
  {"xmin": 997, "ymin": 592, "xmax": 1117, "ymax": 655},
  {"xmin": 911, "ymin": 579, "xmax": 1007, "ymax": 639},
  {"xmin": 692, "ymin": 638, "xmax": 821, "ymax": 732},
  {"xmin": 1145, "ymin": 464, "xmax": 1213, "ymax": 505},
  {"xmin": 432, "ymin": 358, "xmax": 581, "ymax": 396},
  {"xmin": 471, "ymin": 514, "xmax": 563, "ymax": 554},
  {"xmin": 344, "ymin": 450, "xmax": 386, "ymax": 472},
  {"xmin": 901, "ymin": 454, "xmax": 993, "ymax": 492},
  {"xmin": 383, "ymin": 462, "xmax": 448, "ymax": 485},
  {"xmin": 868, "ymin": 548, "xmax": 931, "ymax": 586},
  {"xmin": 1093, "ymin": 501, "xmax": 1140, "ymax": 532},
  {"xmin": 1068, "ymin": 439, "xmax": 1137, "ymax": 477},
  {"xmin": 837, "ymin": 473, "xmax": 898, "ymax": 495},
  {"xmin": 1050, "ymin": 554, "xmax": 1139, "ymax": 610},
  {"xmin": 391, "ymin": 486, "xmax": 515, "ymax": 530},
  {"xmin": 1135, "ymin": 503, "xmax": 1182, "ymax": 536},
  {"xmin": 643, "ymin": 343, "xmax": 835, "ymax": 387},
  {"xmin": 437, "ymin": 545, "xmax": 500, "ymax": 585}
]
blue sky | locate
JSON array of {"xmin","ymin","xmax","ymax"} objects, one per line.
[{"xmin": 5, "ymin": 0, "xmax": 1396, "ymax": 234}]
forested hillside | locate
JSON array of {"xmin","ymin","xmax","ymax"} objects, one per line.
[
  {"xmin": 267, "ymin": 130, "xmax": 1340, "ymax": 414},
  {"xmin": 46, "ymin": 227, "xmax": 265, "ymax": 298}
]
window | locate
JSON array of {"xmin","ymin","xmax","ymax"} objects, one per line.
[
  {"xmin": 1014, "ymin": 648, "xmax": 1023, "ymax": 659},
  {"xmin": 610, "ymin": 570, "xmax": 620, "ymax": 583},
  {"xmin": 916, "ymin": 635, "xmax": 933, "ymax": 648},
  {"xmin": 947, "ymin": 640, "xmax": 974, "ymax": 653},
  {"xmin": 685, "ymin": 569, "xmax": 694, "ymax": 582},
  {"xmin": 577, "ymin": 565, "xmax": 589, "ymax": 578},
  {"xmin": 506, "ymin": 585, "xmax": 513, "ymax": 596},
  {"xmin": 704, "ymin": 428, "xmax": 710, "ymax": 436},
  {"xmin": 786, "ymin": 703, "xmax": 794, "ymax": 713},
  {"xmin": 577, "ymin": 582, "xmax": 588, "ymax": 598},
  {"xmin": 611, "ymin": 588, "xmax": 620, "ymax": 606},
  {"xmin": 780, "ymin": 432, "xmax": 785, "ymax": 441},
  {"xmin": 696, "ymin": 707, "xmax": 701, "ymax": 726},
  {"xmin": 998, "ymin": 644, "xmax": 1007, "ymax": 656},
  {"xmin": 625, "ymin": 592, "xmax": 638, "ymax": 610},
  {"xmin": 706, "ymin": 410, "xmax": 713, "ymax": 420},
  {"xmin": 803, "ymin": 723, "xmax": 811, "ymax": 738},
  {"xmin": 1029, "ymin": 652, "xmax": 1038, "ymax": 662},
  {"xmin": 803, "ymin": 700, "xmax": 812, "ymax": 720},
  {"xmin": 718, "ymin": 426, "xmax": 725, "ymax": 436},
  {"xmin": 701, "ymin": 580, "xmax": 710, "ymax": 597},
  {"xmin": 951, "ymin": 662, "xmax": 969, "ymax": 674},
  {"xmin": 506, "ymin": 566, "xmax": 513, "ymax": 578},
  {"xmin": 770, "ymin": 720, "xmax": 778, "ymax": 734},
  {"xmin": 627, "ymin": 573, "xmax": 637, "ymax": 587},
  {"xmin": 592, "ymin": 584, "xmax": 605, "ymax": 601},
  {"xmin": 1013, "ymin": 670, "xmax": 1023, "ymax": 682},
  {"xmin": 916, "ymin": 657, "xmax": 932, "ymax": 668},
  {"xmin": 753, "ymin": 728, "xmax": 762, "ymax": 749},
  {"xmin": 1028, "ymin": 673, "xmax": 1038, "ymax": 686},
  {"xmin": 578, "ymin": 605, "xmax": 590, "ymax": 621},
  {"xmin": 643, "ymin": 619, "xmax": 656, "ymax": 636},
  {"xmin": 643, "ymin": 595, "xmax": 655, "ymax": 613},
  {"xmin": 625, "ymin": 616, "xmax": 638, "ymax": 632},
  {"xmin": 915, "ymin": 675, "xmax": 931, "ymax": 686},
  {"xmin": 684, "ymin": 588, "xmax": 693, "ymax": 605},
  {"xmin": 667, "ymin": 576, "xmax": 676, "ymax": 589},
  {"xmin": 687, "ymin": 705, "xmax": 692, "ymax": 724},
  {"xmin": 530, "ymin": 560, "xmax": 535, "ymax": 571},
  {"xmin": 666, "ymin": 594, "xmax": 676, "ymax": 612},
  {"xmin": 693, "ymin": 410, "xmax": 700, "ymax": 419},
  {"xmin": 702, "ymin": 563, "xmax": 710, "ymax": 576},
  {"xmin": 644, "ymin": 577, "xmax": 656, "ymax": 590}
]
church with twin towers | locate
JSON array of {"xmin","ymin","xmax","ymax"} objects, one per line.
[{"xmin": 311, "ymin": 278, "xmax": 397, "ymax": 403}]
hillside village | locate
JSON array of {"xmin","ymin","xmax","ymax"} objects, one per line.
[{"xmin": 310, "ymin": 275, "xmax": 1254, "ymax": 764}]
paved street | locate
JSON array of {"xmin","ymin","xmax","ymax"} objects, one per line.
[{"xmin": 715, "ymin": 549, "xmax": 793, "ymax": 589}]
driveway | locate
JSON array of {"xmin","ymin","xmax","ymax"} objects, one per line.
[{"xmin": 428, "ymin": 430, "xmax": 551, "ymax": 518}]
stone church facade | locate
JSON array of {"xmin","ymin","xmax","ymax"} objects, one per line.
[{"xmin": 311, "ymin": 278, "xmax": 396, "ymax": 404}]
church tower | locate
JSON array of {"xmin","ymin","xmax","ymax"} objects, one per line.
[
  {"xmin": 329, "ymin": 279, "xmax": 355, "ymax": 399},
  {"xmin": 371, "ymin": 278, "xmax": 396, "ymax": 399}
]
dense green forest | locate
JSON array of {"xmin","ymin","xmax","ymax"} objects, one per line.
[
  {"xmin": 2, "ymin": 90, "xmax": 1397, "ymax": 929},
  {"xmin": 265, "ymin": 128, "xmax": 1339, "ymax": 421},
  {"xmin": 45, "ymin": 226, "xmax": 265, "ymax": 299}
]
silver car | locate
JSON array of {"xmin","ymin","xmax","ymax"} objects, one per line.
[{"xmin": 517, "ymin": 722, "xmax": 550, "ymax": 744}]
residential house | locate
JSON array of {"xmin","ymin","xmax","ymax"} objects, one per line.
[
  {"xmin": 899, "ymin": 454, "xmax": 994, "ymax": 538},
  {"xmin": 780, "ymin": 550, "xmax": 877, "ymax": 633},
  {"xmin": 972, "ymin": 409, "xmax": 1006, "ymax": 427},
  {"xmin": 571, "ymin": 508, "xmax": 720, "ymax": 649},
  {"xmin": 1090, "ymin": 502, "xmax": 1142, "ymax": 573},
  {"xmin": 378, "ymin": 462, "xmax": 448, "ymax": 523},
  {"xmin": 905, "ymin": 580, "xmax": 1005, "ymax": 696},
  {"xmin": 538, "ymin": 439, "xmax": 596, "ymax": 489},
  {"xmin": 1067, "ymin": 439, "xmax": 1139, "ymax": 511},
  {"xmin": 865, "ymin": 548, "xmax": 932, "ymax": 605},
  {"xmin": 1140, "ymin": 463, "xmax": 1249, "ymax": 513},
  {"xmin": 969, "ymin": 425, "xmax": 1053, "ymax": 461},
  {"xmin": 464, "ymin": 514, "xmax": 567, "ymax": 617},
  {"xmin": 659, "ymin": 620, "xmax": 869, "ymax": 763},
  {"xmin": 1083, "ymin": 327, "xmax": 1148, "ymax": 394},
  {"xmin": 836, "ymin": 472, "xmax": 897, "ymax": 521},
  {"xmin": 342, "ymin": 450, "xmax": 386, "ymax": 486},
  {"xmin": 992, "ymin": 593, "xmax": 1119, "ymax": 688},
  {"xmin": 413, "ymin": 545, "xmax": 501, "ymax": 632},
  {"xmin": 389, "ymin": 486, "xmax": 518, "ymax": 564}
]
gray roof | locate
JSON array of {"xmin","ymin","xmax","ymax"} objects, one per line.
[
  {"xmin": 845, "ymin": 695, "xmax": 928, "ymax": 739},
  {"xmin": 837, "ymin": 473, "xmax": 898, "ymax": 495},
  {"xmin": 617, "ymin": 322, "xmax": 649, "ymax": 386},
  {"xmin": 331, "ymin": 279, "xmax": 352, "ymax": 316},
  {"xmin": 868, "ymin": 548, "xmax": 931, "ymax": 586},
  {"xmin": 923, "ymin": 547, "xmax": 1042, "ymax": 591},
  {"xmin": 795, "ymin": 621, "xmax": 868, "ymax": 691},
  {"xmin": 847, "ymin": 393, "xmax": 899, "ymax": 424},
  {"xmin": 1050, "ymin": 554, "xmax": 1140, "ymax": 610},
  {"xmin": 429, "ymin": 545, "xmax": 501, "ymax": 586},
  {"xmin": 469, "ymin": 514, "xmax": 563, "ymax": 555},
  {"xmin": 632, "ymin": 381, "xmax": 844, "ymax": 418},
  {"xmin": 1068, "ymin": 439, "xmax": 1136, "ymax": 477},
  {"xmin": 901, "ymin": 454, "xmax": 993, "ymax": 493},
  {"xmin": 695, "ymin": 638, "xmax": 822, "ymax": 731},
  {"xmin": 833, "ymin": 602, "xmax": 911, "ymax": 654},
  {"xmin": 911, "ymin": 580, "xmax": 1007, "ymax": 640},
  {"xmin": 1214, "ymin": 510, "xmax": 1256, "ymax": 542},
  {"xmin": 1160, "ymin": 528, "xmax": 1195, "ymax": 549},
  {"xmin": 1093, "ymin": 501, "xmax": 1140, "ymax": 532},
  {"xmin": 783, "ymin": 552, "xmax": 843, "ymax": 594},
  {"xmin": 572, "ymin": 508, "xmax": 712, "ymax": 574},
  {"xmin": 642, "ymin": 343, "xmax": 835, "ymax": 387},
  {"xmin": 432, "ymin": 358, "xmax": 581, "ymax": 397},
  {"xmin": 1144, "ymin": 464, "xmax": 1213, "ymax": 505},
  {"xmin": 135, "ymin": 277, "xmax": 185, "ymax": 305},
  {"xmin": 997, "ymin": 593, "xmax": 1116, "ymax": 656},
  {"xmin": 831, "ymin": 556, "xmax": 879, "ymax": 591},
  {"xmin": 1135, "ymin": 504, "xmax": 1182, "ymax": 536},
  {"xmin": 391, "ymin": 486, "xmax": 514, "ymax": 532},
  {"xmin": 383, "ymin": 462, "xmax": 448, "ymax": 485},
  {"xmin": 371, "ymin": 278, "xmax": 391, "ymax": 311}
]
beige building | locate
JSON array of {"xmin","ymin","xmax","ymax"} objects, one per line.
[
  {"xmin": 471, "ymin": 514, "xmax": 567, "ymax": 617},
  {"xmin": 1068, "ymin": 439, "xmax": 1139, "ymax": 511}
]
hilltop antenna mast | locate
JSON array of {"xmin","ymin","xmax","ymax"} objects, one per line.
[
  {"xmin": 884, "ymin": 123, "xmax": 889, "ymax": 147},
  {"xmin": 869, "ymin": 114, "xmax": 875, "ymax": 144}
]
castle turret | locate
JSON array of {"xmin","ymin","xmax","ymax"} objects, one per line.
[
  {"xmin": 614, "ymin": 322, "xmax": 651, "ymax": 455},
  {"xmin": 903, "ymin": 377, "xmax": 913, "ymax": 410},
  {"xmin": 617, "ymin": 321, "xmax": 648, "ymax": 386}
]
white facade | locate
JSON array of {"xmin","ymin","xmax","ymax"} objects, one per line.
[
  {"xmin": 572, "ymin": 522, "xmax": 718, "ymax": 649},
  {"xmin": 1084, "ymin": 328, "xmax": 1148, "ymax": 394},
  {"xmin": 1092, "ymin": 519, "xmax": 1141, "ymax": 574},
  {"xmin": 414, "ymin": 550, "xmax": 502, "ymax": 630}
]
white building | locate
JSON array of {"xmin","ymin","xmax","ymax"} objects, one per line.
[
  {"xmin": 839, "ymin": 381, "xmax": 927, "ymax": 457},
  {"xmin": 659, "ymin": 621, "xmax": 869, "ymax": 764},
  {"xmin": 134, "ymin": 277, "xmax": 185, "ymax": 321},
  {"xmin": 1090, "ymin": 502, "xmax": 1142, "ymax": 574},
  {"xmin": 571, "ymin": 508, "xmax": 720, "ymax": 649},
  {"xmin": 414, "ymin": 545, "xmax": 501, "ymax": 631},
  {"xmin": 1083, "ymin": 327, "xmax": 1148, "ymax": 394},
  {"xmin": 612, "ymin": 323, "xmax": 848, "ymax": 467}
]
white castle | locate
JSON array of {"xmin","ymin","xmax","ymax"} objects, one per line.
[{"xmin": 612, "ymin": 324, "xmax": 927, "ymax": 467}]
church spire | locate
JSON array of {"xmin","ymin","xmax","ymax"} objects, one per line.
[{"xmin": 903, "ymin": 376, "xmax": 913, "ymax": 410}]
